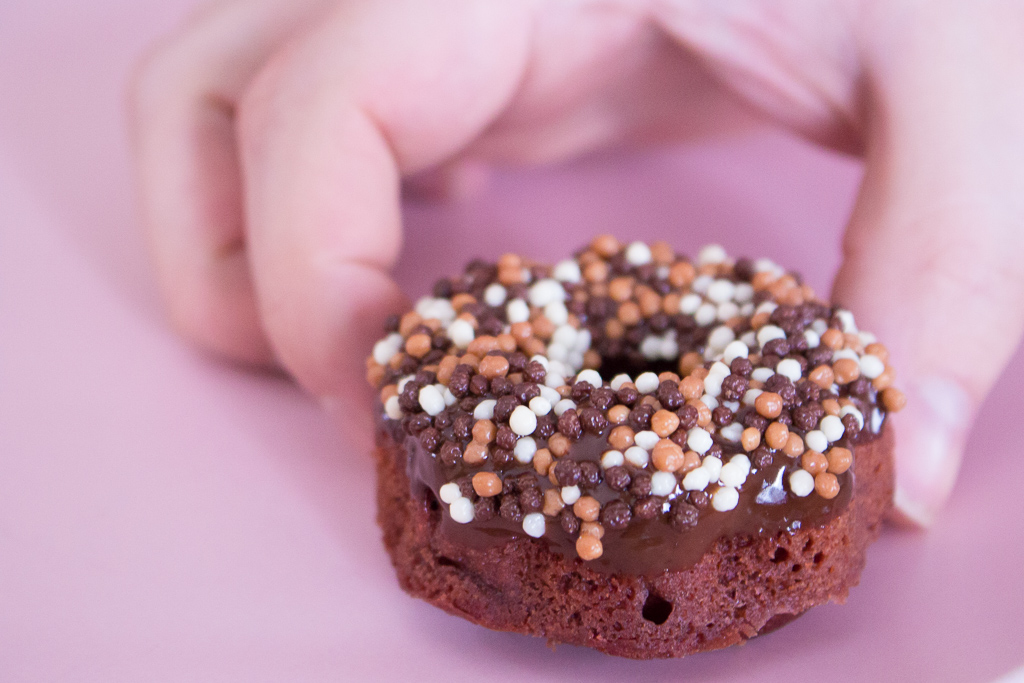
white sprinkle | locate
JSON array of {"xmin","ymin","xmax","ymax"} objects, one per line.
[
  {"xmin": 625, "ymin": 241, "xmax": 653, "ymax": 266},
  {"xmin": 561, "ymin": 485, "xmax": 581, "ymax": 505},
  {"xmin": 840, "ymin": 404, "xmax": 864, "ymax": 429},
  {"xmin": 740, "ymin": 302, "xmax": 755, "ymax": 316},
  {"xmin": 384, "ymin": 396, "xmax": 403, "ymax": 420},
  {"xmin": 397, "ymin": 375, "xmax": 415, "ymax": 393},
  {"xmin": 679, "ymin": 293, "xmax": 702, "ymax": 315},
  {"xmin": 692, "ymin": 274, "xmax": 713, "ymax": 293},
  {"xmin": 730, "ymin": 453, "xmax": 751, "ymax": 475},
  {"xmin": 634, "ymin": 430, "xmax": 660, "ymax": 451},
  {"xmin": 483, "ymin": 283, "xmax": 507, "ymax": 307},
  {"xmin": 811, "ymin": 319, "xmax": 829, "ymax": 335},
  {"xmin": 719, "ymin": 462, "xmax": 747, "ymax": 488},
  {"xmin": 573, "ymin": 328, "xmax": 592, "ymax": 353},
  {"xmin": 694, "ymin": 303, "xmax": 717, "ymax": 326},
  {"xmin": 544, "ymin": 372, "xmax": 566, "ymax": 389},
  {"xmin": 723, "ymin": 340, "xmax": 749, "ymax": 364},
  {"xmin": 528, "ymin": 279, "xmax": 567, "ymax": 308},
  {"xmin": 546, "ymin": 342, "xmax": 569, "ymax": 363},
  {"xmin": 439, "ymin": 482, "xmax": 463, "ymax": 504},
  {"xmin": 698, "ymin": 244, "xmax": 728, "ymax": 265},
  {"xmin": 659, "ymin": 336, "xmax": 679, "ymax": 359},
  {"xmin": 640, "ymin": 335, "xmax": 662, "ymax": 360},
  {"xmin": 414, "ymin": 297, "xmax": 456, "ymax": 324},
  {"xmin": 601, "ymin": 450, "xmax": 625, "ymax": 469},
  {"xmin": 473, "ymin": 399, "xmax": 496, "ymax": 420},
  {"xmin": 734, "ymin": 283, "xmax": 754, "ymax": 303},
  {"xmin": 610, "ymin": 374, "xmax": 632, "ymax": 391},
  {"xmin": 743, "ymin": 388, "xmax": 763, "ymax": 406},
  {"xmin": 682, "ymin": 467, "xmax": 711, "ymax": 491},
  {"xmin": 757, "ymin": 325, "xmax": 787, "ymax": 347},
  {"xmin": 707, "ymin": 325, "xmax": 736, "ymax": 350},
  {"xmin": 859, "ymin": 330, "xmax": 878, "ymax": 345},
  {"xmin": 624, "ymin": 446, "xmax": 650, "ymax": 468},
  {"xmin": 700, "ymin": 394, "xmax": 719, "ymax": 411},
  {"xmin": 552, "ymin": 325, "xmax": 577, "ymax": 349},
  {"xmin": 717, "ymin": 301, "xmax": 740, "ymax": 322},
  {"xmin": 751, "ymin": 367, "xmax": 775, "ymax": 383},
  {"xmin": 530, "ymin": 354, "xmax": 550, "ymax": 369},
  {"xmin": 544, "ymin": 301, "xmax": 569, "ymax": 325},
  {"xmin": 418, "ymin": 385, "xmax": 446, "ymax": 416},
  {"xmin": 443, "ymin": 387, "xmax": 457, "ymax": 406},
  {"xmin": 650, "ymin": 471, "xmax": 678, "ymax": 496},
  {"xmin": 740, "ymin": 331, "xmax": 757, "ymax": 347},
  {"xmin": 635, "ymin": 372, "xmax": 660, "ymax": 394},
  {"xmin": 371, "ymin": 333, "xmax": 404, "ymax": 365},
  {"xmin": 449, "ymin": 497, "xmax": 475, "ymax": 523},
  {"xmin": 776, "ymin": 358, "xmax": 803, "ymax": 382},
  {"xmin": 712, "ymin": 486, "xmax": 740, "ymax": 511},
  {"xmin": 709, "ymin": 361, "xmax": 730, "ymax": 377},
  {"xmin": 833, "ymin": 348, "xmax": 859, "ymax": 362},
  {"xmin": 701, "ymin": 455, "xmax": 723, "ymax": 481},
  {"xmin": 522, "ymin": 512, "xmax": 546, "ymax": 538},
  {"xmin": 539, "ymin": 385, "xmax": 561, "ymax": 405},
  {"xmin": 836, "ymin": 309, "xmax": 858, "ymax": 333},
  {"xmin": 447, "ymin": 319, "xmax": 475, "ymax": 349},
  {"xmin": 514, "ymin": 436, "xmax": 537, "ymax": 463},
  {"xmin": 506, "ymin": 299, "xmax": 530, "ymax": 323},
  {"xmin": 756, "ymin": 300, "xmax": 779, "ymax": 316},
  {"xmin": 509, "ymin": 405, "xmax": 538, "ymax": 436},
  {"xmin": 553, "ymin": 398, "xmax": 577, "ymax": 416},
  {"xmin": 859, "ymin": 354, "xmax": 885, "ymax": 379},
  {"xmin": 553, "ymin": 259, "xmax": 582, "ymax": 283},
  {"xmin": 804, "ymin": 329, "xmax": 820, "ymax": 348},
  {"xmin": 719, "ymin": 423, "xmax": 744, "ymax": 442},
  {"xmin": 528, "ymin": 396, "xmax": 552, "ymax": 417},
  {"xmin": 789, "ymin": 469, "xmax": 815, "ymax": 497},
  {"xmin": 548, "ymin": 359, "xmax": 569, "ymax": 378},
  {"xmin": 706, "ymin": 279, "xmax": 736, "ymax": 303},
  {"xmin": 805, "ymin": 430, "xmax": 829, "ymax": 453},
  {"xmin": 704, "ymin": 372, "xmax": 725, "ymax": 398},
  {"xmin": 821, "ymin": 415, "xmax": 846, "ymax": 442},
  {"xmin": 687, "ymin": 428, "xmax": 713, "ymax": 454},
  {"xmin": 575, "ymin": 369, "xmax": 604, "ymax": 387}
]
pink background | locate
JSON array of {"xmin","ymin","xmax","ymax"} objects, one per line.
[{"xmin": 2, "ymin": 1, "xmax": 1022, "ymax": 681}]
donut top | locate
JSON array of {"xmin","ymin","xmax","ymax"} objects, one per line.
[{"xmin": 367, "ymin": 237, "xmax": 905, "ymax": 575}]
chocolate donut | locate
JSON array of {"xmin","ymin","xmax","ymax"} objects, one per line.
[{"xmin": 366, "ymin": 237, "xmax": 903, "ymax": 658}]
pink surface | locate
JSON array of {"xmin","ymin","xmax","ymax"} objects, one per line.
[{"xmin": 2, "ymin": 2, "xmax": 1023, "ymax": 681}]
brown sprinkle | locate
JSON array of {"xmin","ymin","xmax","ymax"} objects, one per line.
[
  {"xmin": 463, "ymin": 442, "xmax": 488, "ymax": 465},
  {"xmin": 472, "ymin": 419, "xmax": 496, "ymax": 444},
  {"xmin": 573, "ymin": 497, "xmax": 601, "ymax": 522},
  {"xmin": 765, "ymin": 422, "xmax": 790, "ymax": 450},
  {"xmin": 534, "ymin": 448, "xmax": 553, "ymax": 476},
  {"xmin": 608, "ymin": 425, "xmax": 635, "ymax": 450},
  {"xmin": 784, "ymin": 433, "xmax": 805, "ymax": 458},
  {"xmin": 472, "ymin": 472, "xmax": 502, "ymax": 497},
  {"xmin": 679, "ymin": 375, "xmax": 703, "ymax": 400},
  {"xmin": 607, "ymin": 405, "xmax": 630, "ymax": 425},
  {"xmin": 576, "ymin": 534, "xmax": 603, "ymax": 561},
  {"xmin": 821, "ymin": 328, "xmax": 844, "ymax": 350},
  {"xmin": 681, "ymin": 450, "xmax": 702, "ymax": 473},
  {"xmin": 548, "ymin": 433, "xmax": 571, "ymax": 457},
  {"xmin": 478, "ymin": 355, "xmax": 509, "ymax": 379},
  {"xmin": 542, "ymin": 489, "xmax": 564, "ymax": 516},
  {"xmin": 755, "ymin": 391, "xmax": 784, "ymax": 418},
  {"xmin": 580, "ymin": 521, "xmax": 605, "ymax": 539},
  {"xmin": 405, "ymin": 333, "xmax": 431, "ymax": 358},
  {"xmin": 815, "ymin": 472, "xmax": 840, "ymax": 499},
  {"xmin": 832, "ymin": 358, "xmax": 860, "ymax": 384},
  {"xmin": 882, "ymin": 387, "xmax": 907, "ymax": 412},
  {"xmin": 809, "ymin": 365, "xmax": 835, "ymax": 390},
  {"xmin": 652, "ymin": 439, "xmax": 686, "ymax": 472},
  {"xmin": 826, "ymin": 447, "xmax": 853, "ymax": 474},
  {"xmin": 651, "ymin": 410, "xmax": 680, "ymax": 438},
  {"xmin": 741, "ymin": 427, "xmax": 761, "ymax": 452},
  {"xmin": 801, "ymin": 451, "xmax": 828, "ymax": 476},
  {"xmin": 821, "ymin": 398, "xmax": 841, "ymax": 416}
]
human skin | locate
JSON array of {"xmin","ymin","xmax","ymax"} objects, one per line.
[{"xmin": 130, "ymin": 0, "xmax": 1024, "ymax": 526}]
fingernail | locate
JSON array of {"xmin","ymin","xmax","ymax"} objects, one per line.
[{"xmin": 891, "ymin": 376, "xmax": 973, "ymax": 527}]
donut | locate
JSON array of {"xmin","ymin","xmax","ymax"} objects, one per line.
[{"xmin": 366, "ymin": 237, "xmax": 903, "ymax": 658}]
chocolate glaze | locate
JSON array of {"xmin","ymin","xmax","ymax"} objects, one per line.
[{"xmin": 380, "ymin": 405, "xmax": 884, "ymax": 577}]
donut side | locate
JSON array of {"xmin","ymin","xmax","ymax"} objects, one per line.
[{"xmin": 375, "ymin": 424, "xmax": 894, "ymax": 659}]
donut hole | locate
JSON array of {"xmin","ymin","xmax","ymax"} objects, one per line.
[
  {"xmin": 641, "ymin": 592, "xmax": 673, "ymax": 625},
  {"xmin": 770, "ymin": 547, "xmax": 790, "ymax": 564}
]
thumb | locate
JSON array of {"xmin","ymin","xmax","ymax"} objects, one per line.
[{"xmin": 834, "ymin": 4, "xmax": 1024, "ymax": 525}]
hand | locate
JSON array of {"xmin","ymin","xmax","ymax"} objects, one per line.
[{"xmin": 131, "ymin": 0, "xmax": 1024, "ymax": 525}]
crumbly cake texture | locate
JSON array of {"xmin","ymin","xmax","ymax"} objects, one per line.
[{"xmin": 365, "ymin": 237, "xmax": 901, "ymax": 656}]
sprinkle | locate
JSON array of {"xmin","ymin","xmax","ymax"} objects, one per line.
[
  {"xmin": 836, "ymin": 309, "xmax": 858, "ymax": 333},
  {"xmin": 384, "ymin": 396, "xmax": 403, "ymax": 419},
  {"xmin": 576, "ymin": 534, "xmax": 603, "ymax": 560},
  {"xmin": 679, "ymin": 293, "xmax": 702, "ymax": 315},
  {"xmin": 539, "ymin": 385, "xmax": 561, "ymax": 404},
  {"xmin": 789, "ymin": 469, "xmax": 815, "ymax": 497},
  {"xmin": 757, "ymin": 325, "xmax": 787, "ymax": 347},
  {"xmin": 701, "ymin": 455, "xmax": 723, "ymax": 481},
  {"xmin": 553, "ymin": 398, "xmax": 577, "ymax": 416},
  {"xmin": 698, "ymin": 244, "xmax": 728, "ymax": 265},
  {"xmin": 601, "ymin": 450, "xmax": 625, "ymax": 469},
  {"xmin": 418, "ymin": 385, "xmax": 446, "ymax": 416},
  {"xmin": 820, "ymin": 415, "xmax": 846, "ymax": 442},
  {"xmin": 528, "ymin": 279, "xmax": 567, "ymax": 308},
  {"xmin": 805, "ymin": 430, "xmax": 829, "ymax": 453},
  {"xmin": 719, "ymin": 455, "xmax": 750, "ymax": 487},
  {"xmin": 483, "ymin": 283, "xmax": 507, "ymax": 307},
  {"xmin": 625, "ymin": 241, "xmax": 653, "ymax": 266},
  {"xmin": 545, "ymin": 301, "xmax": 569, "ymax": 325},
  {"xmin": 575, "ymin": 369, "xmax": 603, "ymax": 387},
  {"xmin": 706, "ymin": 279, "xmax": 736, "ymax": 304},
  {"xmin": 561, "ymin": 485, "xmax": 581, "ymax": 505},
  {"xmin": 553, "ymin": 259, "xmax": 582, "ymax": 283},
  {"xmin": 712, "ymin": 486, "xmax": 739, "ymax": 511},
  {"xmin": 776, "ymin": 358, "xmax": 803, "ymax": 382},
  {"xmin": 742, "ymin": 388, "xmax": 763, "ymax": 406},
  {"xmin": 840, "ymin": 404, "xmax": 864, "ymax": 429},
  {"xmin": 624, "ymin": 446, "xmax": 650, "ymax": 467},
  {"xmin": 700, "ymin": 394, "xmax": 719, "ymax": 411},
  {"xmin": 439, "ymin": 482, "xmax": 462, "ymax": 504},
  {"xmin": 442, "ymin": 387, "xmax": 457, "ymax": 406},
  {"xmin": 635, "ymin": 372, "xmax": 660, "ymax": 394},
  {"xmin": 719, "ymin": 423, "xmax": 744, "ymax": 442},
  {"xmin": 803, "ymin": 329, "xmax": 820, "ymax": 348},
  {"xmin": 522, "ymin": 512, "xmax": 546, "ymax": 538},
  {"xmin": 707, "ymin": 325, "xmax": 736, "ymax": 350},
  {"xmin": 734, "ymin": 282, "xmax": 754, "ymax": 303},
  {"xmin": 687, "ymin": 428, "xmax": 713, "ymax": 454},
  {"xmin": 528, "ymin": 396, "xmax": 552, "ymax": 416},
  {"xmin": 610, "ymin": 374, "xmax": 632, "ymax": 390},
  {"xmin": 751, "ymin": 367, "xmax": 775, "ymax": 382},
  {"xmin": 682, "ymin": 467, "xmax": 711, "ymax": 491},
  {"xmin": 703, "ymin": 372, "xmax": 725, "ymax": 398},
  {"xmin": 449, "ymin": 497, "xmax": 475, "ymax": 523},
  {"xmin": 723, "ymin": 340, "xmax": 749, "ymax": 363},
  {"xmin": 634, "ymin": 430, "xmax": 660, "ymax": 451},
  {"xmin": 506, "ymin": 298, "xmax": 530, "ymax": 323},
  {"xmin": 859, "ymin": 354, "xmax": 885, "ymax": 379},
  {"xmin": 472, "ymin": 472, "xmax": 502, "ymax": 497},
  {"xmin": 514, "ymin": 436, "xmax": 537, "ymax": 463},
  {"xmin": 509, "ymin": 405, "xmax": 538, "ymax": 436},
  {"xmin": 473, "ymin": 399, "xmax": 496, "ymax": 420},
  {"xmin": 694, "ymin": 303, "xmax": 717, "ymax": 326},
  {"xmin": 372, "ymin": 333, "xmax": 404, "ymax": 365},
  {"xmin": 650, "ymin": 471, "xmax": 678, "ymax": 496}
]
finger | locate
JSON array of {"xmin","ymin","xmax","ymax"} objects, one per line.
[
  {"xmin": 833, "ymin": 4, "xmax": 1024, "ymax": 525},
  {"xmin": 130, "ymin": 0, "xmax": 329, "ymax": 365},
  {"xmin": 237, "ymin": 0, "xmax": 535, "ymax": 397}
]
